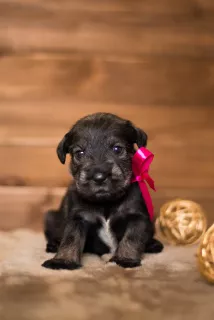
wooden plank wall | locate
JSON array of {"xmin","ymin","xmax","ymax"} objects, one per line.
[{"xmin": 0, "ymin": 0, "xmax": 213, "ymax": 229}]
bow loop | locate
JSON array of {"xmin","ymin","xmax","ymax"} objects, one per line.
[{"xmin": 132, "ymin": 147, "xmax": 156, "ymax": 221}]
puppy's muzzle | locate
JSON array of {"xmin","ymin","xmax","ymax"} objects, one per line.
[
  {"xmin": 86, "ymin": 164, "xmax": 112, "ymax": 185},
  {"xmin": 93, "ymin": 172, "xmax": 108, "ymax": 184}
]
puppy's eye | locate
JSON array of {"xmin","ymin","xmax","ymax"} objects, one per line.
[
  {"xmin": 74, "ymin": 150, "xmax": 85, "ymax": 160},
  {"xmin": 112, "ymin": 145, "xmax": 123, "ymax": 154}
]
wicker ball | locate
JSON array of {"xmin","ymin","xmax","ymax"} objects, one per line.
[
  {"xmin": 197, "ymin": 224, "xmax": 214, "ymax": 284},
  {"xmin": 156, "ymin": 199, "xmax": 207, "ymax": 245}
]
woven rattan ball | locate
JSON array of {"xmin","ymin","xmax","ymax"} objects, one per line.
[
  {"xmin": 156, "ymin": 199, "xmax": 207, "ymax": 245},
  {"xmin": 197, "ymin": 224, "xmax": 214, "ymax": 284}
]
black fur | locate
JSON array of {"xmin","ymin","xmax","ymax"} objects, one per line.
[{"xmin": 42, "ymin": 113, "xmax": 163, "ymax": 270}]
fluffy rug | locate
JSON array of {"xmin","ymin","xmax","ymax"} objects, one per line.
[{"xmin": 0, "ymin": 229, "xmax": 213, "ymax": 320}]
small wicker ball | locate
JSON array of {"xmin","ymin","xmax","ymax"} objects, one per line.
[
  {"xmin": 156, "ymin": 199, "xmax": 207, "ymax": 245},
  {"xmin": 197, "ymin": 224, "xmax": 214, "ymax": 284}
]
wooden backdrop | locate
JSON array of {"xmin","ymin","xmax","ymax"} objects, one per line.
[{"xmin": 0, "ymin": 0, "xmax": 213, "ymax": 230}]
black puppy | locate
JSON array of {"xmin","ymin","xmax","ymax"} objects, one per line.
[{"xmin": 42, "ymin": 113, "xmax": 163, "ymax": 270}]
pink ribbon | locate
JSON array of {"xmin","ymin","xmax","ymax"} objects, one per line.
[{"xmin": 132, "ymin": 147, "xmax": 156, "ymax": 221}]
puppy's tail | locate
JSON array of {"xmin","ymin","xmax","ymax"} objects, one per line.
[{"xmin": 145, "ymin": 238, "xmax": 164, "ymax": 254}]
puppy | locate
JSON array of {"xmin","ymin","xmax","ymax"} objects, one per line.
[{"xmin": 42, "ymin": 113, "xmax": 163, "ymax": 270}]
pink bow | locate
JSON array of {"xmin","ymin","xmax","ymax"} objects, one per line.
[{"xmin": 132, "ymin": 147, "xmax": 156, "ymax": 221}]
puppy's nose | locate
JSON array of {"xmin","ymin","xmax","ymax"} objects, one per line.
[{"xmin": 93, "ymin": 172, "xmax": 107, "ymax": 184}]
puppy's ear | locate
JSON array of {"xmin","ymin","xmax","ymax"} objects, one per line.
[
  {"xmin": 126, "ymin": 121, "xmax": 148, "ymax": 148},
  {"xmin": 57, "ymin": 131, "xmax": 72, "ymax": 164},
  {"xmin": 135, "ymin": 127, "xmax": 148, "ymax": 147}
]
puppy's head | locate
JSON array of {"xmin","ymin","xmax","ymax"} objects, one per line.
[{"xmin": 57, "ymin": 113, "xmax": 147, "ymax": 201}]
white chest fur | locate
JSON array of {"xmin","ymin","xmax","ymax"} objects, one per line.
[{"xmin": 98, "ymin": 218, "xmax": 117, "ymax": 254}]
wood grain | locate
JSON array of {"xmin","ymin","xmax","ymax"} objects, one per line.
[
  {"xmin": 2, "ymin": 0, "xmax": 214, "ymax": 14},
  {"xmin": 0, "ymin": 55, "xmax": 214, "ymax": 105},
  {"xmin": 0, "ymin": 101, "xmax": 212, "ymax": 140},
  {"xmin": 0, "ymin": 186, "xmax": 213, "ymax": 231},
  {"xmin": 0, "ymin": 0, "xmax": 214, "ymax": 57},
  {"xmin": 0, "ymin": 186, "xmax": 63, "ymax": 230}
]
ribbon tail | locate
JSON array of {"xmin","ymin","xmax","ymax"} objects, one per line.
[
  {"xmin": 143, "ymin": 172, "xmax": 156, "ymax": 191},
  {"xmin": 138, "ymin": 181, "xmax": 154, "ymax": 221}
]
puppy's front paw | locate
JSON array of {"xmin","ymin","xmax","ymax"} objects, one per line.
[
  {"xmin": 42, "ymin": 258, "xmax": 81, "ymax": 270},
  {"xmin": 109, "ymin": 256, "xmax": 141, "ymax": 268}
]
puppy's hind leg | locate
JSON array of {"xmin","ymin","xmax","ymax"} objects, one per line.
[
  {"xmin": 44, "ymin": 210, "xmax": 62, "ymax": 253},
  {"xmin": 145, "ymin": 238, "xmax": 164, "ymax": 254}
]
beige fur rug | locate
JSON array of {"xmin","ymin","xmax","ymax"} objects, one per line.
[{"xmin": 0, "ymin": 229, "xmax": 213, "ymax": 320}]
